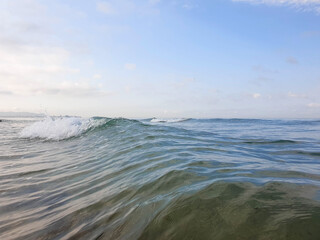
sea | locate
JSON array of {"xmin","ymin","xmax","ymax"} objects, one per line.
[{"xmin": 0, "ymin": 117, "xmax": 320, "ymax": 239}]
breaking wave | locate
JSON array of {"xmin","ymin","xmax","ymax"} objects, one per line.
[{"xmin": 19, "ymin": 117, "xmax": 109, "ymax": 141}]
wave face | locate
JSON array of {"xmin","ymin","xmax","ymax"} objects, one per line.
[{"xmin": 1, "ymin": 117, "xmax": 320, "ymax": 239}]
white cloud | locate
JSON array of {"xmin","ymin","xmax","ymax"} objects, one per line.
[
  {"xmin": 124, "ymin": 63, "xmax": 136, "ymax": 70},
  {"xmin": 0, "ymin": 90, "xmax": 13, "ymax": 95},
  {"xmin": 0, "ymin": 29, "xmax": 102, "ymax": 98},
  {"xmin": 307, "ymin": 102, "xmax": 320, "ymax": 108},
  {"xmin": 0, "ymin": 0, "xmax": 107, "ymax": 100},
  {"xmin": 253, "ymin": 93, "xmax": 261, "ymax": 99},
  {"xmin": 93, "ymin": 74, "xmax": 102, "ymax": 79},
  {"xmin": 232, "ymin": 0, "xmax": 320, "ymax": 12},
  {"xmin": 287, "ymin": 92, "xmax": 307, "ymax": 98},
  {"xmin": 31, "ymin": 82, "xmax": 108, "ymax": 97}
]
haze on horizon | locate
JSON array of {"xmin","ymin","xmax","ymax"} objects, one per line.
[{"xmin": 0, "ymin": 0, "xmax": 320, "ymax": 119}]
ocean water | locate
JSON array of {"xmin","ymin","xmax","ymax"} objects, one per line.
[{"xmin": 1, "ymin": 117, "xmax": 320, "ymax": 240}]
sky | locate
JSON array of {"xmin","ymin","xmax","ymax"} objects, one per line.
[{"xmin": 0, "ymin": 0, "xmax": 320, "ymax": 118}]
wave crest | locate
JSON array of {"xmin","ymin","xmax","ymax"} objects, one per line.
[
  {"xmin": 20, "ymin": 117, "xmax": 108, "ymax": 141},
  {"xmin": 150, "ymin": 118, "xmax": 191, "ymax": 123}
]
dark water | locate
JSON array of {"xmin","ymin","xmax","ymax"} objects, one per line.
[{"xmin": 0, "ymin": 117, "xmax": 320, "ymax": 239}]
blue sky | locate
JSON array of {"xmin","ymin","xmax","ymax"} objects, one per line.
[{"xmin": 0, "ymin": 0, "xmax": 320, "ymax": 118}]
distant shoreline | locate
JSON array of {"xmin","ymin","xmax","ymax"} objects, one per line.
[{"xmin": 0, "ymin": 112, "xmax": 45, "ymax": 118}]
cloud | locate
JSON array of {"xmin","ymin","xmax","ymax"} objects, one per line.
[
  {"xmin": 307, "ymin": 102, "xmax": 320, "ymax": 108},
  {"xmin": 93, "ymin": 74, "xmax": 102, "ymax": 79},
  {"xmin": 0, "ymin": 45, "xmax": 77, "ymax": 77},
  {"xmin": 286, "ymin": 56, "xmax": 299, "ymax": 64},
  {"xmin": 124, "ymin": 63, "xmax": 136, "ymax": 70},
  {"xmin": 0, "ymin": 0, "xmax": 108, "ymax": 100},
  {"xmin": 0, "ymin": 90, "xmax": 13, "ymax": 95},
  {"xmin": 232, "ymin": 0, "xmax": 320, "ymax": 12},
  {"xmin": 0, "ymin": 0, "xmax": 50, "ymax": 47},
  {"xmin": 288, "ymin": 92, "xmax": 307, "ymax": 98},
  {"xmin": 253, "ymin": 93, "xmax": 261, "ymax": 99},
  {"xmin": 31, "ymin": 82, "xmax": 109, "ymax": 97},
  {"xmin": 0, "ymin": 35, "xmax": 104, "ymax": 98}
]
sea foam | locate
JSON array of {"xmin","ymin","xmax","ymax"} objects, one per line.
[{"xmin": 20, "ymin": 117, "xmax": 105, "ymax": 141}]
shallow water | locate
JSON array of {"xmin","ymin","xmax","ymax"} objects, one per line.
[{"xmin": 0, "ymin": 117, "xmax": 320, "ymax": 239}]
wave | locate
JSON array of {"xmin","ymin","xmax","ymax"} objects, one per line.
[
  {"xmin": 19, "ymin": 117, "xmax": 109, "ymax": 141},
  {"xmin": 274, "ymin": 150, "xmax": 320, "ymax": 157},
  {"xmin": 4, "ymin": 116, "xmax": 320, "ymax": 239},
  {"xmin": 150, "ymin": 118, "xmax": 191, "ymax": 123},
  {"xmin": 243, "ymin": 139, "xmax": 300, "ymax": 145}
]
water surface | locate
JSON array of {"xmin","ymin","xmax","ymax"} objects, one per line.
[{"xmin": 0, "ymin": 117, "xmax": 320, "ymax": 239}]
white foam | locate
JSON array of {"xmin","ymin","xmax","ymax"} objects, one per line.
[
  {"xmin": 20, "ymin": 117, "xmax": 105, "ymax": 141},
  {"xmin": 150, "ymin": 118, "xmax": 190, "ymax": 123}
]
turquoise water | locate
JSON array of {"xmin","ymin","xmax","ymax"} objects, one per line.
[{"xmin": 0, "ymin": 117, "xmax": 320, "ymax": 239}]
